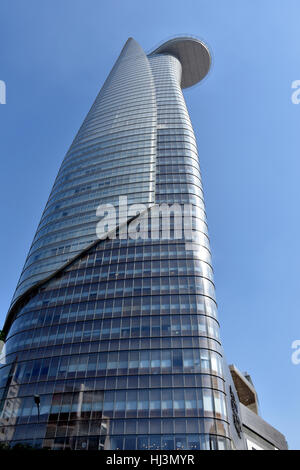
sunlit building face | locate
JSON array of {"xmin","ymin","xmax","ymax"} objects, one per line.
[{"xmin": 0, "ymin": 37, "xmax": 244, "ymax": 450}]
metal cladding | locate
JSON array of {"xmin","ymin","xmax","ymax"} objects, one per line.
[{"xmin": 149, "ymin": 37, "xmax": 211, "ymax": 88}]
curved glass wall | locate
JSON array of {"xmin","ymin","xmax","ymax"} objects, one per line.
[
  {"xmin": 10, "ymin": 38, "xmax": 156, "ymax": 305},
  {"xmin": 0, "ymin": 38, "xmax": 236, "ymax": 450}
]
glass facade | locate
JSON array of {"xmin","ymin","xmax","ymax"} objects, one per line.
[{"xmin": 0, "ymin": 37, "xmax": 238, "ymax": 450}]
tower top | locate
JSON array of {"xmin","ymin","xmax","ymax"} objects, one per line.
[{"xmin": 149, "ymin": 36, "xmax": 211, "ymax": 88}]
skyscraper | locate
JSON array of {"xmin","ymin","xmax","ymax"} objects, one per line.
[{"xmin": 0, "ymin": 37, "xmax": 247, "ymax": 450}]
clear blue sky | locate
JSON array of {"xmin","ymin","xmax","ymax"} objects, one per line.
[{"xmin": 0, "ymin": 0, "xmax": 299, "ymax": 449}]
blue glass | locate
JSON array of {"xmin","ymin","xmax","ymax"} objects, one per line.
[{"xmin": 0, "ymin": 38, "xmax": 233, "ymax": 450}]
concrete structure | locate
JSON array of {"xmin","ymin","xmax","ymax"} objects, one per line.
[{"xmin": 230, "ymin": 365, "xmax": 288, "ymax": 450}]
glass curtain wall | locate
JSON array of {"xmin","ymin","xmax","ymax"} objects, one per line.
[{"xmin": 0, "ymin": 38, "xmax": 232, "ymax": 450}]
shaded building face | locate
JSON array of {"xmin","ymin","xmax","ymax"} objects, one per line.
[{"xmin": 0, "ymin": 38, "xmax": 241, "ymax": 450}]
